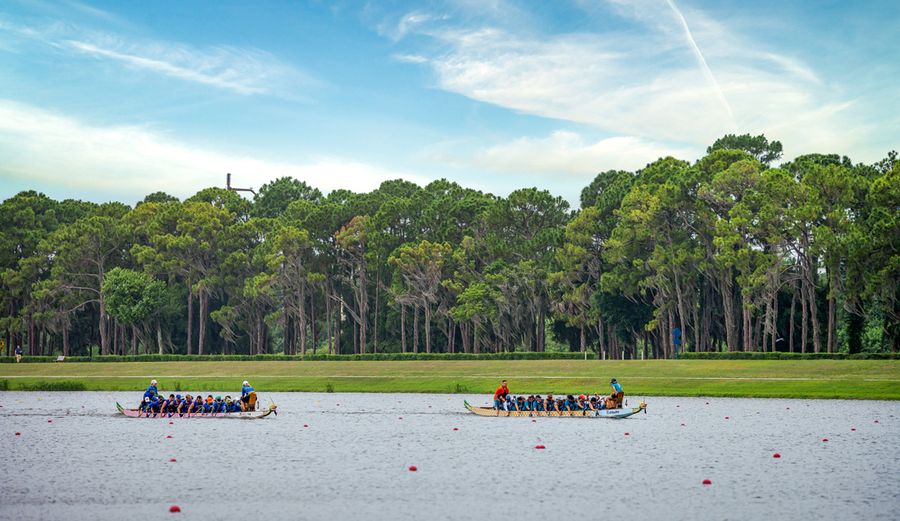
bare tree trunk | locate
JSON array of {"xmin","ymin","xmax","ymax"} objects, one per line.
[
  {"xmin": 334, "ymin": 301, "xmax": 341, "ymax": 355},
  {"xmin": 827, "ymin": 269, "xmax": 837, "ymax": 354},
  {"xmin": 424, "ymin": 304, "xmax": 432, "ymax": 353},
  {"xmin": 412, "ymin": 306, "xmax": 420, "ymax": 353},
  {"xmin": 186, "ymin": 289, "xmax": 194, "ymax": 355},
  {"xmin": 310, "ymin": 290, "xmax": 317, "ymax": 354},
  {"xmin": 461, "ymin": 322, "xmax": 469, "ymax": 353},
  {"xmin": 198, "ymin": 291, "xmax": 208, "ymax": 355},
  {"xmin": 801, "ymin": 275, "xmax": 809, "ymax": 354},
  {"xmin": 325, "ymin": 287, "xmax": 333, "ymax": 354},
  {"xmin": 62, "ymin": 325, "xmax": 69, "ymax": 357},
  {"xmin": 598, "ymin": 316, "xmax": 606, "ymax": 358},
  {"xmin": 721, "ymin": 272, "xmax": 736, "ymax": 352},
  {"xmin": 132, "ymin": 326, "xmax": 138, "ymax": 355},
  {"xmin": 400, "ymin": 305, "xmax": 407, "ymax": 353},
  {"xmin": 579, "ymin": 324, "xmax": 586, "ymax": 352},
  {"xmin": 788, "ymin": 284, "xmax": 796, "ymax": 353},
  {"xmin": 299, "ymin": 285, "xmax": 308, "ymax": 356},
  {"xmin": 157, "ymin": 322, "xmax": 164, "ymax": 355}
]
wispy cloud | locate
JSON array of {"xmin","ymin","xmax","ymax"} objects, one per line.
[
  {"xmin": 0, "ymin": 16, "xmax": 314, "ymax": 97},
  {"xmin": 386, "ymin": 0, "xmax": 878, "ymax": 161},
  {"xmin": 0, "ymin": 100, "xmax": 427, "ymax": 200},
  {"xmin": 471, "ymin": 131, "xmax": 697, "ymax": 175}
]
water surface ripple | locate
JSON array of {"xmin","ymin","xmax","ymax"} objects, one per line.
[{"xmin": 1, "ymin": 392, "xmax": 897, "ymax": 520}]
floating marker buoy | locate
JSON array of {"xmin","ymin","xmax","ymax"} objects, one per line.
[
  {"xmin": 680, "ymin": 423, "xmax": 685, "ymax": 426},
  {"xmin": 48, "ymin": 420, "xmax": 52, "ymax": 423},
  {"xmin": 169, "ymin": 458, "xmax": 177, "ymax": 462},
  {"xmin": 702, "ymin": 479, "xmax": 712, "ymax": 485},
  {"xmin": 166, "ymin": 435, "xmax": 172, "ymax": 439},
  {"xmin": 851, "ymin": 428, "xmax": 856, "ymax": 431},
  {"xmin": 874, "ymin": 420, "xmax": 879, "ymax": 423},
  {"xmin": 773, "ymin": 453, "xmax": 781, "ymax": 459},
  {"xmin": 169, "ymin": 505, "xmax": 181, "ymax": 513},
  {"xmin": 786, "ymin": 407, "xmax": 790, "ymax": 410},
  {"xmin": 725, "ymin": 416, "xmax": 730, "ymax": 420},
  {"xmin": 705, "ymin": 402, "xmax": 709, "ymax": 405},
  {"xmin": 535, "ymin": 444, "xmax": 545, "ymax": 449},
  {"xmin": 531, "ymin": 419, "xmax": 536, "ymax": 423},
  {"xmin": 303, "ymin": 424, "xmax": 309, "ymax": 428},
  {"xmin": 624, "ymin": 432, "xmax": 630, "ymax": 436},
  {"xmin": 398, "ymin": 417, "xmax": 403, "ymax": 420},
  {"xmin": 408, "ymin": 466, "xmax": 417, "ymax": 471},
  {"xmin": 452, "ymin": 428, "xmax": 459, "ymax": 431},
  {"xmin": 15, "ymin": 432, "xmax": 21, "ymax": 436},
  {"xmin": 169, "ymin": 422, "xmax": 174, "ymax": 425},
  {"xmin": 822, "ymin": 438, "xmax": 829, "ymax": 442}
]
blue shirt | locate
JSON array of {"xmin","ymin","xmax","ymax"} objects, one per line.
[
  {"xmin": 143, "ymin": 386, "xmax": 158, "ymax": 400},
  {"xmin": 241, "ymin": 385, "xmax": 254, "ymax": 397},
  {"xmin": 612, "ymin": 382, "xmax": 623, "ymax": 393}
]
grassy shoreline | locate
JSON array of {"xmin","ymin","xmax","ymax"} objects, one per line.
[{"xmin": 1, "ymin": 360, "xmax": 898, "ymax": 399}]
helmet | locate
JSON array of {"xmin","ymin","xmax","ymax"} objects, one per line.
[
  {"xmin": 150, "ymin": 379, "xmax": 157, "ymax": 385},
  {"xmin": 610, "ymin": 378, "xmax": 617, "ymax": 384},
  {"xmin": 242, "ymin": 381, "xmax": 250, "ymax": 386}
]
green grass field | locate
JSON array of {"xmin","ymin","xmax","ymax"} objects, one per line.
[{"xmin": 1, "ymin": 360, "xmax": 899, "ymax": 399}]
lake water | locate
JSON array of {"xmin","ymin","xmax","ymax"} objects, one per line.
[{"xmin": 1, "ymin": 392, "xmax": 898, "ymax": 521}]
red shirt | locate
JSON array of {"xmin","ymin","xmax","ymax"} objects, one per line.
[{"xmin": 493, "ymin": 385, "xmax": 509, "ymax": 400}]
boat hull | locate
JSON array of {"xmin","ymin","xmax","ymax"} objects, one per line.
[
  {"xmin": 464, "ymin": 400, "xmax": 646, "ymax": 419},
  {"xmin": 116, "ymin": 402, "xmax": 276, "ymax": 419}
]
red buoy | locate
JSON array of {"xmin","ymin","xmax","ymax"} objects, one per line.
[
  {"xmin": 773, "ymin": 453, "xmax": 781, "ymax": 459},
  {"xmin": 535, "ymin": 444, "xmax": 546, "ymax": 449},
  {"xmin": 531, "ymin": 419, "xmax": 536, "ymax": 423},
  {"xmin": 624, "ymin": 432, "xmax": 630, "ymax": 436},
  {"xmin": 680, "ymin": 423, "xmax": 685, "ymax": 426},
  {"xmin": 15, "ymin": 432, "xmax": 21, "ymax": 436},
  {"xmin": 398, "ymin": 417, "xmax": 403, "ymax": 420},
  {"xmin": 874, "ymin": 420, "xmax": 880, "ymax": 423},
  {"xmin": 725, "ymin": 416, "xmax": 730, "ymax": 420},
  {"xmin": 408, "ymin": 465, "xmax": 417, "ymax": 471},
  {"xmin": 303, "ymin": 424, "xmax": 309, "ymax": 428},
  {"xmin": 169, "ymin": 421, "xmax": 174, "ymax": 425},
  {"xmin": 851, "ymin": 427, "xmax": 856, "ymax": 431},
  {"xmin": 169, "ymin": 505, "xmax": 181, "ymax": 513},
  {"xmin": 169, "ymin": 458, "xmax": 177, "ymax": 462},
  {"xmin": 48, "ymin": 419, "xmax": 52, "ymax": 423},
  {"xmin": 702, "ymin": 479, "xmax": 712, "ymax": 485},
  {"xmin": 166, "ymin": 435, "xmax": 172, "ymax": 439},
  {"xmin": 822, "ymin": 438, "xmax": 829, "ymax": 442},
  {"xmin": 452, "ymin": 428, "xmax": 459, "ymax": 431}
]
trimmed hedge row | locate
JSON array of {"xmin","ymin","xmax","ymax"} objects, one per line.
[
  {"xmin": 0, "ymin": 352, "xmax": 592, "ymax": 363},
  {"xmin": 680, "ymin": 352, "xmax": 900, "ymax": 360},
  {"xmin": 1, "ymin": 351, "xmax": 896, "ymax": 363}
]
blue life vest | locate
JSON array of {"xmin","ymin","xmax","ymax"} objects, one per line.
[
  {"xmin": 143, "ymin": 386, "xmax": 158, "ymax": 400},
  {"xmin": 241, "ymin": 385, "xmax": 254, "ymax": 397},
  {"xmin": 612, "ymin": 382, "xmax": 623, "ymax": 393}
]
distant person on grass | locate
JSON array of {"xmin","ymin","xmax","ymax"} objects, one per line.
[{"xmin": 15, "ymin": 344, "xmax": 22, "ymax": 363}]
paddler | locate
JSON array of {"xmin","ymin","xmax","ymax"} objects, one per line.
[
  {"xmin": 143, "ymin": 379, "xmax": 159, "ymax": 401},
  {"xmin": 240, "ymin": 380, "xmax": 255, "ymax": 411},
  {"xmin": 609, "ymin": 378, "xmax": 624, "ymax": 408},
  {"xmin": 492, "ymin": 380, "xmax": 510, "ymax": 410}
]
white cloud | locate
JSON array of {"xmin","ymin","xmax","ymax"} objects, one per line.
[
  {"xmin": 0, "ymin": 16, "xmax": 313, "ymax": 97},
  {"xmin": 0, "ymin": 100, "xmax": 428, "ymax": 200},
  {"xmin": 472, "ymin": 131, "xmax": 697, "ymax": 175},
  {"xmin": 391, "ymin": 0, "xmax": 881, "ymax": 161}
]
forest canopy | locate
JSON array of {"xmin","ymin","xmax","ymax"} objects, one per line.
[{"xmin": 1, "ymin": 135, "xmax": 897, "ymax": 357}]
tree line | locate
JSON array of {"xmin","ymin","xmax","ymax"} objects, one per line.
[{"xmin": 1, "ymin": 134, "xmax": 897, "ymax": 358}]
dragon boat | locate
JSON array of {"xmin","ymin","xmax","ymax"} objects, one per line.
[
  {"xmin": 465, "ymin": 400, "xmax": 646, "ymax": 419},
  {"xmin": 116, "ymin": 402, "xmax": 277, "ymax": 419}
]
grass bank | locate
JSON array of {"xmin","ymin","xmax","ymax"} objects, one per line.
[{"xmin": 1, "ymin": 360, "xmax": 898, "ymax": 399}]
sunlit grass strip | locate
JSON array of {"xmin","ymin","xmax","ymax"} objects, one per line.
[{"xmin": 1, "ymin": 360, "xmax": 898, "ymax": 399}]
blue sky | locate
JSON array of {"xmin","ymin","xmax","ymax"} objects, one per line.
[{"xmin": 1, "ymin": 0, "xmax": 898, "ymax": 206}]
